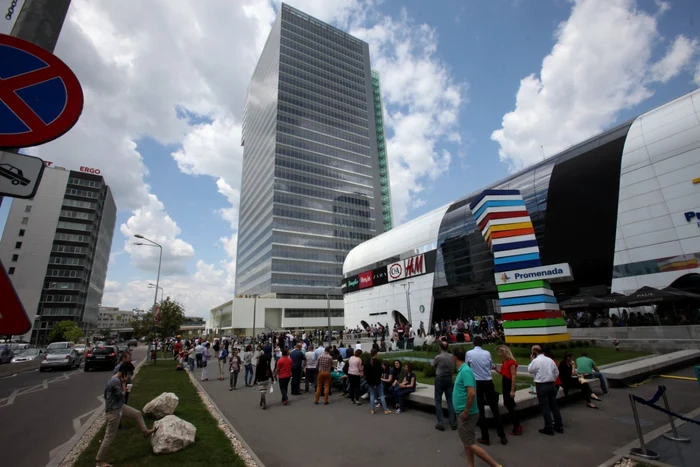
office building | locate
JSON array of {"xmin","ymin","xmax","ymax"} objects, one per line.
[
  {"xmin": 235, "ymin": 3, "xmax": 392, "ymax": 300},
  {"xmin": 0, "ymin": 165, "xmax": 117, "ymax": 344},
  {"xmin": 342, "ymin": 89, "xmax": 700, "ymax": 330},
  {"xmin": 97, "ymin": 306, "xmax": 135, "ymax": 331}
]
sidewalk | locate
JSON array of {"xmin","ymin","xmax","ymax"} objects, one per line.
[{"xmin": 192, "ymin": 363, "xmax": 700, "ymax": 467}]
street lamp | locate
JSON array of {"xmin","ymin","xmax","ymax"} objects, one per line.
[
  {"xmin": 251, "ymin": 295, "xmax": 258, "ymax": 344},
  {"xmin": 402, "ymin": 282, "xmax": 414, "ymax": 326},
  {"xmin": 133, "ymin": 234, "xmax": 162, "ymax": 362},
  {"xmin": 148, "ymin": 283, "xmax": 164, "ymax": 303}
]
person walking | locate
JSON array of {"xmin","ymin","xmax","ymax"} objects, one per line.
[
  {"xmin": 304, "ymin": 344, "xmax": 317, "ymax": 394},
  {"xmin": 243, "ymin": 344, "xmax": 254, "ymax": 387},
  {"xmin": 218, "ymin": 345, "xmax": 228, "ymax": 381},
  {"xmin": 497, "ymin": 345, "xmax": 522, "ymax": 435},
  {"xmin": 229, "ymin": 349, "xmax": 242, "ymax": 391},
  {"xmin": 315, "ymin": 346, "xmax": 334, "ymax": 405},
  {"xmin": 528, "ymin": 345, "xmax": 564, "ymax": 435},
  {"xmin": 347, "ymin": 349, "xmax": 364, "ymax": 405},
  {"xmin": 290, "ymin": 343, "xmax": 306, "ymax": 396},
  {"xmin": 96, "ymin": 369, "xmax": 156, "ymax": 467},
  {"xmin": 253, "ymin": 354, "xmax": 273, "ymax": 410},
  {"xmin": 275, "ymin": 348, "xmax": 293, "ymax": 405},
  {"xmin": 452, "ymin": 349, "xmax": 501, "ymax": 467},
  {"xmin": 187, "ymin": 344, "xmax": 195, "ymax": 372},
  {"xmin": 365, "ymin": 348, "xmax": 391, "ymax": 415},
  {"xmin": 432, "ymin": 340, "xmax": 457, "ymax": 431},
  {"xmin": 466, "ymin": 336, "xmax": 507, "ymax": 445},
  {"xmin": 195, "ymin": 341, "xmax": 203, "ymax": 368},
  {"xmin": 201, "ymin": 342, "xmax": 211, "ymax": 381}
]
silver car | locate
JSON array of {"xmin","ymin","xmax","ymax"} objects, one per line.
[
  {"xmin": 11, "ymin": 348, "xmax": 44, "ymax": 363},
  {"xmin": 40, "ymin": 348, "xmax": 80, "ymax": 371}
]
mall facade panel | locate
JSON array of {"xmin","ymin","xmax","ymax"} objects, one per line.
[
  {"xmin": 235, "ymin": 3, "xmax": 390, "ymax": 300},
  {"xmin": 342, "ymin": 89, "xmax": 700, "ymax": 331}
]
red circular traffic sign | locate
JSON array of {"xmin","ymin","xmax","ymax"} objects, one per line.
[{"xmin": 0, "ymin": 33, "xmax": 84, "ymax": 148}]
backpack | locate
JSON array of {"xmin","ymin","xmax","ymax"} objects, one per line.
[{"xmin": 220, "ymin": 348, "xmax": 228, "ymax": 359}]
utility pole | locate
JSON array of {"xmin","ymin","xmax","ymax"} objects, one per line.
[
  {"xmin": 326, "ymin": 289, "xmax": 331, "ymax": 346},
  {"xmin": 402, "ymin": 282, "xmax": 413, "ymax": 325},
  {"xmin": 1, "ymin": 0, "xmax": 72, "ymax": 211}
]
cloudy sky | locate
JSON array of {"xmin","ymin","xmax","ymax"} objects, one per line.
[{"xmin": 1, "ymin": 0, "xmax": 699, "ymax": 318}]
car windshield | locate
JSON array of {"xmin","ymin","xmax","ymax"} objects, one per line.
[
  {"xmin": 74, "ymin": 345, "xmax": 86, "ymax": 349},
  {"xmin": 47, "ymin": 348, "xmax": 70, "ymax": 354},
  {"xmin": 17, "ymin": 349, "xmax": 39, "ymax": 356}
]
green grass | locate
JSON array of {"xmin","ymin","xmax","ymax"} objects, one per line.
[
  {"xmin": 74, "ymin": 365, "xmax": 244, "ymax": 467},
  {"xmin": 414, "ymin": 370, "xmax": 533, "ymax": 390},
  {"xmin": 387, "ymin": 344, "xmax": 649, "ymax": 367}
]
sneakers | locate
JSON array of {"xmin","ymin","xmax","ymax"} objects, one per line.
[
  {"xmin": 538, "ymin": 428, "xmax": 555, "ymax": 436},
  {"xmin": 500, "ymin": 437, "xmax": 508, "ymax": 445},
  {"xmin": 510, "ymin": 426, "xmax": 523, "ymax": 436},
  {"xmin": 396, "ymin": 408, "xmax": 402, "ymax": 414},
  {"xmin": 554, "ymin": 427, "xmax": 564, "ymax": 434},
  {"xmin": 370, "ymin": 410, "xmax": 375, "ymax": 415},
  {"xmin": 384, "ymin": 410, "xmax": 391, "ymax": 415},
  {"xmin": 361, "ymin": 393, "xmax": 369, "ymax": 400},
  {"xmin": 435, "ymin": 424, "xmax": 445, "ymax": 431},
  {"xmin": 451, "ymin": 424, "xmax": 458, "ymax": 431}
]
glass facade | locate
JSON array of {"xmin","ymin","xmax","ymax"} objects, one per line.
[
  {"xmin": 236, "ymin": 3, "xmax": 387, "ymax": 298},
  {"xmin": 371, "ymin": 70, "xmax": 392, "ymax": 231}
]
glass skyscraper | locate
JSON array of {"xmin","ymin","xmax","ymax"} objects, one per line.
[{"xmin": 235, "ymin": 3, "xmax": 391, "ymax": 299}]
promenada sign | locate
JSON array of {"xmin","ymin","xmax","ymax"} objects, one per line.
[{"xmin": 495, "ymin": 263, "xmax": 573, "ymax": 286}]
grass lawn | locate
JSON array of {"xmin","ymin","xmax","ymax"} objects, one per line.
[
  {"xmin": 414, "ymin": 370, "xmax": 533, "ymax": 390},
  {"xmin": 387, "ymin": 344, "xmax": 649, "ymax": 366},
  {"xmin": 73, "ymin": 364, "xmax": 244, "ymax": 467}
]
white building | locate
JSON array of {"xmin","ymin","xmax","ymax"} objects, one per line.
[
  {"xmin": 209, "ymin": 297, "xmax": 344, "ymax": 335},
  {"xmin": 97, "ymin": 307, "xmax": 135, "ymax": 331}
]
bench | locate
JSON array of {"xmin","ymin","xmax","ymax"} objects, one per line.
[{"xmin": 600, "ymin": 349, "xmax": 700, "ymax": 383}]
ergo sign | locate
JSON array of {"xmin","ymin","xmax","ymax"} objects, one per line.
[{"xmin": 80, "ymin": 166, "xmax": 101, "ymax": 175}]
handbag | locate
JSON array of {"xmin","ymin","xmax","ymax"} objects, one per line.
[{"xmin": 269, "ymin": 383, "xmax": 274, "ymax": 394}]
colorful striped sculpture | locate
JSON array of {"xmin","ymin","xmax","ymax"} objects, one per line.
[{"xmin": 469, "ymin": 189, "xmax": 570, "ymax": 344}]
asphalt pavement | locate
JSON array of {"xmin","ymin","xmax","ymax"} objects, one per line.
[
  {"xmin": 0, "ymin": 346, "xmax": 146, "ymax": 467},
  {"xmin": 194, "ymin": 363, "xmax": 700, "ymax": 467}
]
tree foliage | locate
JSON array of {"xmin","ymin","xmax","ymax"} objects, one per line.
[
  {"xmin": 49, "ymin": 320, "xmax": 83, "ymax": 343},
  {"xmin": 129, "ymin": 297, "xmax": 186, "ymax": 340}
]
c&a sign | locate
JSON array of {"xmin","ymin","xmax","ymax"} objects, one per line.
[{"xmin": 388, "ymin": 253, "xmax": 426, "ymax": 282}]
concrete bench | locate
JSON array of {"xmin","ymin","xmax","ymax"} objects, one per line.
[
  {"xmin": 409, "ymin": 377, "xmax": 600, "ymax": 418},
  {"xmin": 600, "ymin": 349, "xmax": 700, "ymax": 383}
]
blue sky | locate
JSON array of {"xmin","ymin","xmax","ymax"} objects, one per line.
[{"xmin": 1, "ymin": 0, "xmax": 699, "ymax": 317}]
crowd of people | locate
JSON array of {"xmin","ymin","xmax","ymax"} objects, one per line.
[{"xmin": 147, "ymin": 327, "xmax": 609, "ymax": 467}]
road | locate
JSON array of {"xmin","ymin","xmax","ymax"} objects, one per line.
[{"xmin": 0, "ymin": 346, "xmax": 145, "ymax": 467}]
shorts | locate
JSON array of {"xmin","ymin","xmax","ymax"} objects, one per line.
[{"xmin": 458, "ymin": 414, "xmax": 477, "ymax": 446}]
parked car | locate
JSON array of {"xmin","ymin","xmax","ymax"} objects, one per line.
[
  {"xmin": 1, "ymin": 347, "xmax": 14, "ymax": 364},
  {"xmin": 72, "ymin": 344, "xmax": 87, "ymax": 356},
  {"xmin": 11, "ymin": 348, "xmax": 44, "ymax": 363},
  {"xmin": 84, "ymin": 345, "xmax": 119, "ymax": 372},
  {"xmin": 40, "ymin": 348, "xmax": 80, "ymax": 371},
  {"xmin": 46, "ymin": 341, "xmax": 75, "ymax": 350},
  {"xmin": 128, "ymin": 338, "xmax": 138, "ymax": 347}
]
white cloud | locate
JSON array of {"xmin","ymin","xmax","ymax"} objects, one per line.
[
  {"xmin": 491, "ymin": 0, "xmax": 699, "ymax": 172},
  {"xmin": 650, "ymin": 35, "xmax": 699, "ymax": 83},
  {"xmin": 693, "ymin": 62, "xmax": 700, "ymax": 86}
]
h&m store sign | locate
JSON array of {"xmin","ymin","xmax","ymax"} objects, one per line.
[{"xmin": 342, "ymin": 250, "xmax": 437, "ymax": 294}]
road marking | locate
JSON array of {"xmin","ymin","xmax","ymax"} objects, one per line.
[
  {"xmin": 48, "ymin": 395, "xmax": 104, "ymax": 467},
  {"xmin": 0, "ymin": 369, "xmax": 83, "ymax": 408},
  {"xmin": 1, "ymin": 373, "xmax": 18, "ymax": 379}
]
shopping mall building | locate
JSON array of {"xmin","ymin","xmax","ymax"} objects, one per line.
[{"xmin": 342, "ymin": 89, "xmax": 700, "ymax": 330}]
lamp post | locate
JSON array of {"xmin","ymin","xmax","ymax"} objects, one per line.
[
  {"xmin": 133, "ymin": 234, "xmax": 162, "ymax": 362},
  {"xmin": 148, "ymin": 283, "xmax": 164, "ymax": 303},
  {"xmin": 252, "ymin": 295, "xmax": 258, "ymax": 344},
  {"xmin": 326, "ymin": 288, "xmax": 332, "ymax": 346}
]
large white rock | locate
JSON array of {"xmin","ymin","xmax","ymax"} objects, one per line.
[
  {"xmin": 151, "ymin": 415, "xmax": 196, "ymax": 454},
  {"xmin": 143, "ymin": 392, "xmax": 179, "ymax": 419}
]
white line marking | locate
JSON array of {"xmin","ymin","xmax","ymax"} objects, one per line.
[
  {"xmin": 1, "ymin": 373, "xmax": 18, "ymax": 379},
  {"xmin": 7, "ymin": 389, "xmax": 19, "ymax": 406}
]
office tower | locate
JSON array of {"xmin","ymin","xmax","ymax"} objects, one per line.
[
  {"xmin": 235, "ymin": 3, "xmax": 392, "ymax": 299},
  {"xmin": 0, "ymin": 165, "xmax": 117, "ymax": 344}
]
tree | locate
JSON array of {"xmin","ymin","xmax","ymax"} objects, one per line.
[
  {"xmin": 50, "ymin": 320, "xmax": 83, "ymax": 343},
  {"xmin": 129, "ymin": 298, "xmax": 185, "ymax": 343}
]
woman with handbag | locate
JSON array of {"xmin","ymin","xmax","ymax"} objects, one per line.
[
  {"xmin": 558, "ymin": 352, "xmax": 600, "ymax": 409},
  {"xmin": 229, "ymin": 349, "xmax": 242, "ymax": 391}
]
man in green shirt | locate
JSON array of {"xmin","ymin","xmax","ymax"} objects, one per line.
[
  {"xmin": 452, "ymin": 349, "xmax": 501, "ymax": 467},
  {"xmin": 575, "ymin": 352, "xmax": 609, "ymax": 394}
]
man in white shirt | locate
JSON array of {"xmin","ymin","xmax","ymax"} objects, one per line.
[
  {"xmin": 527, "ymin": 345, "xmax": 563, "ymax": 435},
  {"xmin": 466, "ymin": 336, "xmax": 507, "ymax": 445},
  {"xmin": 355, "ymin": 341, "xmax": 362, "ymax": 351},
  {"xmin": 304, "ymin": 345, "xmax": 317, "ymax": 394},
  {"xmin": 195, "ymin": 342, "xmax": 204, "ymax": 368}
]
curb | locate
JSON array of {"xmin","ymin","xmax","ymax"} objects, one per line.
[
  {"xmin": 48, "ymin": 356, "xmax": 148, "ymax": 467},
  {"xmin": 187, "ymin": 370, "xmax": 266, "ymax": 467}
]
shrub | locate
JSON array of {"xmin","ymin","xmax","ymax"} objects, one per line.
[
  {"xmin": 413, "ymin": 346, "xmax": 425, "ymax": 352},
  {"xmin": 423, "ymin": 364, "xmax": 436, "ymax": 378}
]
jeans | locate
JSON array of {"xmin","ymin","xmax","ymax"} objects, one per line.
[
  {"xmin": 501, "ymin": 376, "xmax": 520, "ymax": 430},
  {"xmin": 305, "ymin": 368, "xmax": 317, "ymax": 393},
  {"xmin": 535, "ymin": 382, "xmax": 563, "ymax": 431},
  {"xmin": 584, "ymin": 371, "xmax": 608, "ymax": 393},
  {"xmin": 244, "ymin": 364, "xmax": 254, "ymax": 386},
  {"xmin": 291, "ymin": 367, "xmax": 302, "ymax": 395},
  {"xmin": 279, "ymin": 377, "xmax": 290, "ymax": 402},
  {"xmin": 315, "ymin": 371, "xmax": 331, "ymax": 403},
  {"xmin": 229, "ymin": 370, "xmax": 239, "ymax": 389},
  {"xmin": 434, "ymin": 375, "xmax": 456, "ymax": 426},
  {"xmin": 369, "ymin": 384, "xmax": 388, "ymax": 411},
  {"xmin": 187, "ymin": 357, "xmax": 194, "ymax": 372},
  {"xmin": 475, "ymin": 380, "xmax": 506, "ymax": 440},
  {"xmin": 395, "ymin": 387, "xmax": 415, "ymax": 411},
  {"xmin": 195, "ymin": 353, "xmax": 202, "ymax": 367}
]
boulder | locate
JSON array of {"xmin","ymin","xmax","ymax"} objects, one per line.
[
  {"xmin": 151, "ymin": 415, "xmax": 196, "ymax": 454},
  {"xmin": 143, "ymin": 392, "xmax": 179, "ymax": 419}
]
